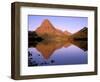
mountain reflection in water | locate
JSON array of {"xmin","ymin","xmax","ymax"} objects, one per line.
[{"xmin": 28, "ymin": 40, "xmax": 87, "ymax": 66}]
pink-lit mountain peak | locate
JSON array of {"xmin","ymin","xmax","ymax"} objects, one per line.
[
  {"xmin": 36, "ymin": 19, "xmax": 56, "ymax": 34},
  {"xmin": 42, "ymin": 19, "xmax": 51, "ymax": 24},
  {"xmin": 40, "ymin": 19, "xmax": 54, "ymax": 27},
  {"xmin": 36, "ymin": 19, "xmax": 71, "ymax": 36}
]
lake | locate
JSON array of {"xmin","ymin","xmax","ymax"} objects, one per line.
[{"xmin": 28, "ymin": 41, "xmax": 88, "ymax": 66}]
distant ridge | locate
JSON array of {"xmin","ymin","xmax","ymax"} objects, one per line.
[{"xmin": 71, "ymin": 27, "xmax": 87, "ymax": 39}]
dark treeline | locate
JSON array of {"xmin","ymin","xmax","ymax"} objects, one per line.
[{"xmin": 28, "ymin": 31, "xmax": 43, "ymax": 47}]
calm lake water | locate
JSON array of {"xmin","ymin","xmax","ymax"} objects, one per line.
[{"xmin": 28, "ymin": 41, "xmax": 88, "ymax": 66}]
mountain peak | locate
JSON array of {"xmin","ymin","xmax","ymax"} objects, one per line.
[
  {"xmin": 71, "ymin": 27, "xmax": 88, "ymax": 39},
  {"xmin": 41, "ymin": 19, "xmax": 53, "ymax": 27},
  {"xmin": 79, "ymin": 27, "xmax": 87, "ymax": 32},
  {"xmin": 36, "ymin": 19, "xmax": 56, "ymax": 34},
  {"xmin": 36, "ymin": 19, "xmax": 71, "ymax": 36},
  {"xmin": 43, "ymin": 19, "xmax": 50, "ymax": 23}
]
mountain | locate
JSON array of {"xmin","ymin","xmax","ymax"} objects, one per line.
[
  {"xmin": 63, "ymin": 31, "xmax": 72, "ymax": 35},
  {"xmin": 36, "ymin": 19, "xmax": 56, "ymax": 35},
  {"xmin": 35, "ymin": 19, "xmax": 71, "ymax": 37},
  {"xmin": 55, "ymin": 28, "xmax": 65, "ymax": 36},
  {"xmin": 71, "ymin": 27, "xmax": 87, "ymax": 40}
]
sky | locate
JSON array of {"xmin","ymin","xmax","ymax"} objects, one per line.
[{"xmin": 28, "ymin": 15, "xmax": 88, "ymax": 33}]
